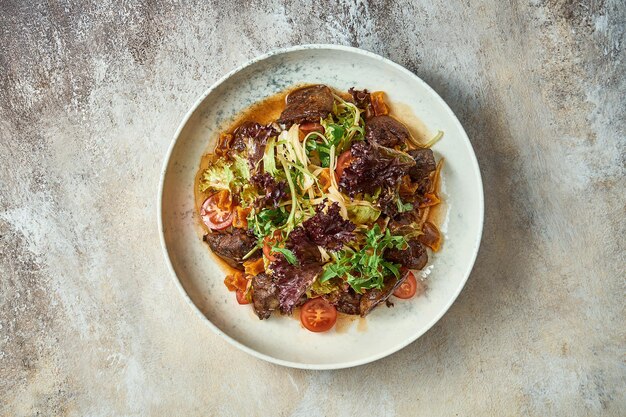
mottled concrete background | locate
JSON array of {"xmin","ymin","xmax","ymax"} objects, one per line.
[{"xmin": 1, "ymin": 1, "xmax": 624, "ymax": 416}]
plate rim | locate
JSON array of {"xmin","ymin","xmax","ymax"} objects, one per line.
[{"xmin": 157, "ymin": 44, "xmax": 485, "ymax": 370}]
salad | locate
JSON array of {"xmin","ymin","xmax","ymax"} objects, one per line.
[{"xmin": 196, "ymin": 84, "xmax": 443, "ymax": 332}]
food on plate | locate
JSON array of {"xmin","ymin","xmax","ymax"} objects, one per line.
[{"xmin": 195, "ymin": 84, "xmax": 444, "ymax": 332}]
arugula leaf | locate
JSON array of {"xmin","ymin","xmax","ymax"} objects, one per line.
[
  {"xmin": 320, "ymin": 224, "xmax": 406, "ymax": 293},
  {"xmin": 271, "ymin": 247, "xmax": 297, "ymax": 265},
  {"xmin": 247, "ymin": 207, "xmax": 288, "ymax": 240},
  {"xmin": 325, "ymin": 123, "xmax": 345, "ymax": 142},
  {"xmin": 305, "ymin": 138, "xmax": 332, "ymax": 168}
]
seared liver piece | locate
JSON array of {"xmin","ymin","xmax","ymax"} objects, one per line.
[
  {"xmin": 407, "ymin": 148, "xmax": 436, "ymax": 187},
  {"xmin": 384, "ymin": 238, "xmax": 429, "ymax": 270},
  {"xmin": 251, "ymin": 273, "xmax": 280, "ymax": 319},
  {"xmin": 277, "ymin": 85, "xmax": 334, "ymax": 125},
  {"xmin": 324, "ymin": 288, "xmax": 362, "ymax": 315},
  {"xmin": 359, "ymin": 276, "xmax": 406, "ymax": 316},
  {"xmin": 203, "ymin": 229, "xmax": 259, "ymax": 269},
  {"xmin": 365, "ymin": 115, "xmax": 410, "ymax": 148}
]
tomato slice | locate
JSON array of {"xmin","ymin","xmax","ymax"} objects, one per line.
[
  {"xmin": 300, "ymin": 298, "xmax": 337, "ymax": 332},
  {"xmin": 393, "ymin": 271, "xmax": 418, "ymax": 299},
  {"xmin": 334, "ymin": 150, "xmax": 353, "ymax": 183},
  {"xmin": 299, "ymin": 122, "xmax": 324, "ymax": 135},
  {"xmin": 236, "ymin": 290, "xmax": 250, "ymax": 305},
  {"xmin": 262, "ymin": 231, "xmax": 283, "ymax": 262},
  {"xmin": 200, "ymin": 193, "xmax": 234, "ymax": 230},
  {"xmin": 262, "ymin": 234, "xmax": 278, "ymax": 262},
  {"xmin": 262, "ymin": 241, "xmax": 276, "ymax": 262}
]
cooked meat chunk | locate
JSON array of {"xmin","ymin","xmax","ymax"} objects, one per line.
[
  {"xmin": 251, "ymin": 273, "xmax": 280, "ymax": 319},
  {"xmin": 365, "ymin": 115, "xmax": 410, "ymax": 148},
  {"xmin": 277, "ymin": 85, "xmax": 334, "ymax": 125},
  {"xmin": 387, "ymin": 209, "xmax": 424, "ymax": 237},
  {"xmin": 407, "ymin": 148, "xmax": 436, "ymax": 189},
  {"xmin": 359, "ymin": 276, "xmax": 405, "ymax": 316},
  {"xmin": 203, "ymin": 229, "xmax": 259, "ymax": 269},
  {"xmin": 389, "ymin": 209, "xmax": 421, "ymax": 232},
  {"xmin": 384, "ymin": 238, "xmax": 428, "ymax": 270},
  {"xmin": 324, "ymin": 288, "xmax": 362, "ymax": 315}
]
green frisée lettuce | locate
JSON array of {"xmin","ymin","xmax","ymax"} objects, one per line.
[
  {"xmin": 199, "ymin": 156, "xmax": 250, "ymax": 193},
  {"xmin": 329, "ymin": 94, "xmax": 365, "ymax": 153}
]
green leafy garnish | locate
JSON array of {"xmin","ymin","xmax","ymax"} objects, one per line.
[
  {"xmin": 271, "ymin": 247, "xmax": 297, "ymax": 265},
  {"xmin": 320, "ymin": 224, "xmax": 407, "ymax": 293},
  {"xmin": 199, "ymin": 156, "xmax": 250, "ymax": 193},
  {"xmin": 305, "ymin": 98, "xmax": 365, "ymax": 168},
  {"xmin": 247, "ymin": 207, "xmax": 288, "ymax": 240},
  {"xmin": 305, "ymin": 131, "xmax": 334, "ymax": 168},
  {"xmin": 263, "ymin": 137, "xmax": 277, "ymax": 176},
  {"xmin": 397, "ymin": 199, "xmax": 414, "ymax": 213}
]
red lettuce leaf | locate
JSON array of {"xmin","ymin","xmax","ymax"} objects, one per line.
[
  {"xmin": 250, "ymin": 173, "xmax": 287, "ymax": 208},
  {"xmin": 301, "ymin": 202, "xmax": 355, "ymax": 250},
  {"xmin": 339, "ymin": 141, "xmax": 415, "ymax": 197},
  {"xmin": 270, "ymin": 202, "xmax": 356, "ymax": 313}
]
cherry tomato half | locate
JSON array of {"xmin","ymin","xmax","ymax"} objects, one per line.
[
  {"xmin": 262, "ymin": 235, "xmax": 278, "ymax": 262},
  {"xmin": 200, "ymin": 193, "xmax": 234, "ymax": 230},
  {"xmin": 300, "ymin": 298, "xmax": 337, "ymax": 332},
  {"xmin": 393, "ymin": 271, "xmax": 418, "ymax": 299},
  {"xmin": 335, "ymin": 150, "xmax": 353, "ymax": 183},
  {"xmin": 236, "ymin": 289, "xmax": 250, "ymax": 305}
]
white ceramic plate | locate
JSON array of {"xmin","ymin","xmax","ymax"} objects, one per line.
[{"xmin": 159, "ymin": 45, "xmax": 483, "ymax": 369}]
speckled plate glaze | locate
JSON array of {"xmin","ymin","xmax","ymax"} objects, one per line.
[{"xmin": 158, "ymin": 45, "xmax": 484, "ymax": 369}]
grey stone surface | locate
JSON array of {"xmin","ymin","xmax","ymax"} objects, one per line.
[{"xmin": 0, "ymin": 1, "xmax": 624, "ymax": 416}]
